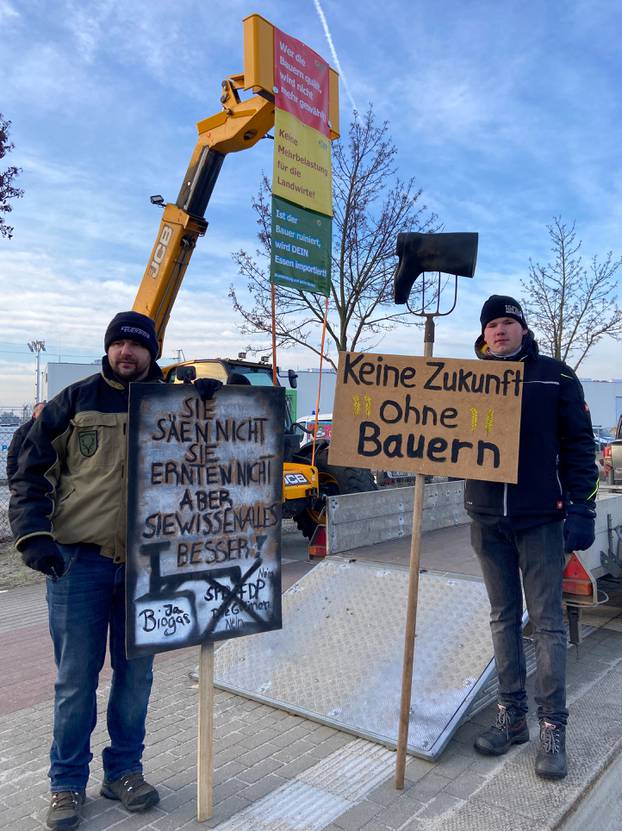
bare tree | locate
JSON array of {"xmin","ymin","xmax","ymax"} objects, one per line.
[
  {"xmin": 229, "ymin": 107, "xmax": 438, "ymax": 368},
  {"xmin": 0, "ymin": 114, "xmax": 24, "ymax": 240},
  {"xmin": 521, "ymin": 217, "xmax": 622, "ymax": 370}
]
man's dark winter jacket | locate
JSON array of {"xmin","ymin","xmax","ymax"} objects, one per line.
[
  {"xmin": 6, "ymin": 417, "xmax": 35, "ymax": 484},
  {"xmin": 464, "ymin": 332, "xmax": 598, "ymax": 525},
  {"xmin": 9, "ymin": 357, "xmax": 163, "ymax": 563}
]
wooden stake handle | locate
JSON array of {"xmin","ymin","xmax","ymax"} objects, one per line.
[
  {"xmin": 395, "ymin": 334, "xmax": 434, "ymax": 789},
  {"xmin": 394, "ymin": 473, "xmax": 425, "ymax": 788},
  {"xmin": 197, "ymin": 641, "xmax": 214, "ymax": 821}
]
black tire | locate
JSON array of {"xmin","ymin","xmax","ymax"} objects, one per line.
[{"xmin": 292, "ymin": 447, "xmax": 377, "ymax": 539}]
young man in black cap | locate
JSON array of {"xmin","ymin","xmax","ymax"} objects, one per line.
[
  {"xmin": 466, "ymin": 295, "xmax": 599, "ymax": 780},
  {"xmin": 10, "ymin": 312, "xmax": 163, "ymax": 830}
]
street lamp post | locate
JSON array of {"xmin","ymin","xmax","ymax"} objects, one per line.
[{"xmin": 27, "ymin": 339, "xmax": 46, "ymax": 404}]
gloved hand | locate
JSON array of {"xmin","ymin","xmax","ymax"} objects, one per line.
[
  {"xmin": 193, "ymin": 378, "xmax": 223, "ymax": 401},
  {"xmin": 21, "ymin": 536, "xmax": 66, "ymax": 578},
  {"xmin": 563, "ymin": 503, "xmax": 596, "ymax": 553}
]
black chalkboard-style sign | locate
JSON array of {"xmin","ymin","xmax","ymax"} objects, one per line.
[{"xmin": 125, "ymin": 383, "xmax": 284, "ymax": 659}]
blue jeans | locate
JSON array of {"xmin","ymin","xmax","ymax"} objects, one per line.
[
  {"xmin": 46, "ymin": 544, "xmax": 154, "ymax": 791},
  {"xmin": 470, "ymin": 520, "xmax": 568, "ymax": 726}
]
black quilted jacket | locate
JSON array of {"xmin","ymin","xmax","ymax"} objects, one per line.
[{"xmin": 464, "ymin": 333, "xmax": 598, "ymax": 522}]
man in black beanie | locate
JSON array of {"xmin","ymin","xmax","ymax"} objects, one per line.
[
  {"xmin": 466, "ymin": 295, "xmax": 599, "ymax": 780},
  {"xmin": 9, "ymin": 311, "xmax": 164, "ymax": 829}
]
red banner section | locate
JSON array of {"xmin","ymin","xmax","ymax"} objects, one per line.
[{"xmin": 274, "ymin": 28, "xmax": 330, "ymax": 137}]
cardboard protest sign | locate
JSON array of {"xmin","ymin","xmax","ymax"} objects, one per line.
[
  {"xmin": 328, "ymin": 352, "xmax": 523, "ymax": 483},
  {"xmin": 125, "ymin": 384, "xmax": 284, "ymax": 659}
]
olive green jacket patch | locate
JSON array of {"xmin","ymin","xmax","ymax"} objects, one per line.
[{"xmin": 50, "ymin": 410, "xmax": 128, "ymax": 560}]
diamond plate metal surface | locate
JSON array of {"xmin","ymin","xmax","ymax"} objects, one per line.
[{"xmin": 214, "ymin": 558, "xmax": 496, "ymax": 759}]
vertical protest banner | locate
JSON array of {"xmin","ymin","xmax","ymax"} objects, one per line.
[
  {"xmin": 270, "ymin": 27, "xmax": 335, "ymax": 297},
  {"xmin": 269, "ymin": 24, "xmax": 337, "ymax": 447},
  {"xmin": 125, "ymin": 383, "xmax": 284, "ymax": 819}
]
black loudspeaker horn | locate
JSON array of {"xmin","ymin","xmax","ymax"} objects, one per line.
[{"xmin": 394, "ymin": 232, "xmax": 479, "ymax": 304}]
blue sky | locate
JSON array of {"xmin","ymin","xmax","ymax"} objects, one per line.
[{"xmin": 1, "ymin": 0, "xmax": 621, "ymax": 406}]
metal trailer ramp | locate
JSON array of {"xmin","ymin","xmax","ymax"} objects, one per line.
[{"xmin": 214, "ymin": 558, "xmax": 498, "ymax": 760}]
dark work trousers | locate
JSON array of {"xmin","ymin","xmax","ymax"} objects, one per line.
[{"xmin": 470, "ymin": 519, "xmax": 568, "ymax": 726}]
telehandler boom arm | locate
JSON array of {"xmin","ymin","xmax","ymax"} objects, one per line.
[
  {"xmin": 132, "ymin": 13, "xmax": 339, "ymax": 354},
  {"xmin": 133, "ymin": 76, "xmax": 275, "ymax": 352}
]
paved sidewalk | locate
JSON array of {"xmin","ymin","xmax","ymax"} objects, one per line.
[{"xmin": 3, "ymin": 526, "xmax": 622, "ymax": 830}]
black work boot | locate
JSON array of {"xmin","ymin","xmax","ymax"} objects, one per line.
[
  {"xmin": 535, "ymin": 721, "xmax": 567, "ymax": 779},
  {"xmin": 474, "ymin": 704, "xmax": 529, "ymax": 756},
  {"xmin": 46, "ymin": 790, "xmax": 85, "ymax": 830}
]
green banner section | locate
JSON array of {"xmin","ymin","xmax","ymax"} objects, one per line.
[{"xmin": 270, "ymin": 195, "xmax": 332, "ymax": 296}]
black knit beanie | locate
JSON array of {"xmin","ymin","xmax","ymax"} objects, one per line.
[
  {"xmin": 480, "ymin": 295, "xmax": 527, "ymax": 332},
  {"xmin": 104, "ymin": 311, "xmax": 159, "ymax": 358}
]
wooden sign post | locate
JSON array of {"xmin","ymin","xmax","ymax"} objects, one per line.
[
  {"xmin": 395, "ymin": 336, "xmax": 432, "ymax": 792},
  {"xmin": 197, "ymin": 641, "xmax": 214, "ymax": 820},
  {"xmin": 329, "ymin": 348, "xmax": 524, "ymax": 787},
  {"xmin": 125, "ymin": 384, "xmax": 285, "ymax": 820}
]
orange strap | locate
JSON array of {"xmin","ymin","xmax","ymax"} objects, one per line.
[
  {"xmin": 311, "ymin": 296, "xmax": 330, "ymax": 468},
  {"xmin": 271, "ymin": 283, "xmax": 278, "ymax": 385}
]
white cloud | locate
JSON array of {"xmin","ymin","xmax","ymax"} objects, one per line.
[
  {"xmin": 0, "ymin": 0, "xmax": 19, "ymax": 21},
  {"xmin": 0, "ymin": 242, "xmax": 267, "ymax": 406},
  {"xmin": 4, "ymin": 44, "xmax": 86, "ymax": 112}
]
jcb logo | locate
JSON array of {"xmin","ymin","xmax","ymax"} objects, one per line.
[{"xmin": 150, "ymin": 225, "xmax": 173, "ymax": 278}]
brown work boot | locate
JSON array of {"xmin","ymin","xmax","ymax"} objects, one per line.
[
  {"xmin": 474, "ymin": 704, "xmax": 529, "ymax": 756},
  {"xmin": 46, "ymin": 790, "xmax": 85, "ymax": 830},
  {"xmin": 535, "ymin": 721, "xmax": 567, "ymax": 779},
  {"xmin": 100, "ymin": 771, "xmax": 159, "ymax": 812}
]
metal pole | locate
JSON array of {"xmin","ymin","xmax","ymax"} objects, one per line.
[
  {"xmin": 395, "ymin": 314, "xmax": 435, "ymax": 789},
  {"xmin": 35, "ymin": 350, "xmax": 41, "ymax": 404},
  {"xmin": 28, "ymin": 340, "xmax": 45, "ymax": 404}
]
